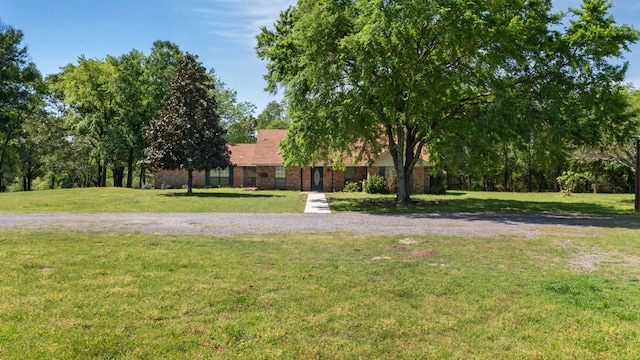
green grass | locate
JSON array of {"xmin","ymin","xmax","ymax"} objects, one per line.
[
  {"xmin": 2, "ymin": 229, "xmax": 640, "ymax": 358},
  {"xmin": 0, "ymin": 187, "xmax": 305, "ymax": 213},
  {"xmin": 328, "ymin": 191, "xmax": 638, "ymax": 215},
  {"xmin": 2, "ymin": 188, "xmax": 638, "ymax": 215}
]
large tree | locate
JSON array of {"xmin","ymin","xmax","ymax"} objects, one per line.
[
  {"xmin": 53, "ymin": 57, "xmax": 118, "ymax": 187},
  {"xmin": 0, "ymin": 21, "xmax": 41, "ymax": 191},
  {"xmin": 257, "ymin": 0, "xmax": 639, "ymax": 203},
  {"xmin": 144, "ymin": 53, "xmax": 231, "ymax": 194}
]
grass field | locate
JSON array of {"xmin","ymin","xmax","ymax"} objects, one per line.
[
  {"xmin": 2, "ymin": 228, "xmax": 640, "ymax": 358},
  {"xmin": 0, "ymin": 187, "xmax": 305, "ymax": 213},
  {"xmin": 1, "ymin": 187, "xmax": 638, "ymax": 215},
  {"xmin": 328, "ymin": 191, "xmax": 637, "ymax": 215}
]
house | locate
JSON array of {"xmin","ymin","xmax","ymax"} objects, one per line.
[{"xmin": 153, "ymin": 129, "xmax": 432, "ymax": 193}]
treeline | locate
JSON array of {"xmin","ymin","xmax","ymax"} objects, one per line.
[
  {"xmin": 0, "ymin": 20, "xmax": 289, "ymax": 192},
  {"xmin": 436, "ymin": 89, "xmax": 640, "ymax": 194}
]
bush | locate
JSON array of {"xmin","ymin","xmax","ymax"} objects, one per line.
[
  {"xmin": 365, "ymin": 174, "xmax": 386, "ymax": 194},
  {"xmin": 343, "ymin": 181, "xmax": 361, "ymax": 192},
  {"xmin": 556, "ymin": 170, "xmax": 589, "ymax": 196}
]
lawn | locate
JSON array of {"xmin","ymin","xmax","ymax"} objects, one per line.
[
  {"xmin": 328, "ymin": 191, "xmax": 638, "ymax": 215},
  {"xmin": 1, "ymin": 188, "xmax": 638, "ymax": 216},
  {"xmin": 0, "ymin": 187, "xmax": 306, "ymax": 213},
  {"xmin": 2, "ymin": 228, "xmax": 640, "ymax": 358}
]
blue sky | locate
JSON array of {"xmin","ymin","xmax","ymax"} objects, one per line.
[{"xmin": 3, "ymin": 0, "xmax": 639, "ymax": 114}]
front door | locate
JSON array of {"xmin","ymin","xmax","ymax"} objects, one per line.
[{"xmin": 311, "ymin": 167, "xmax": 323, "ymax": 191}]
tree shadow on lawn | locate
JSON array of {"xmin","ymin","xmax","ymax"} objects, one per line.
[
  {"xmin": 160, "ymin": 191, "xmax": 285, "ymax": 198},
  {"xmin": 368, "ymin": 211, "xmax": 640, "ymax": 231},
  {"xmin": 330, "ymin": 197, "xmax": 633, "ymax": 215},
  {"xmin": 330, "ymin": 197, "xmax": 640, "ymax": 229}
]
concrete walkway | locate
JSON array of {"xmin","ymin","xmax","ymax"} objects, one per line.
[{"xmin": 304, "ymin": 192, "xmax": 331, "ymax": 214}]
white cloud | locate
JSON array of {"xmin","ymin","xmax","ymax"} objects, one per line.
[{"xmin": 192, "ymin": 0, "xmax": 296, "ymax": 47}]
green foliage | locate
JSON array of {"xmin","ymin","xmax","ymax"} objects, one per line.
[
  {"xmin": 256, "ymin": 100, "xmax": 290, "ymax": 130},
  {"xmin": 144, "ymin": 53, "xmax": 232, "ymax": 194},
  {"xmin": 557, "ymin": 170, "xmax": 591, "ymax": 196},
  {"xmin": 257, "ymin": 0, "xmax": 639, "ymax": 204},
  {"xmin": 365, "ymin": 174, "xmax": 386, "ymax": 194},
  {"xmin": 343, "ymin": 180, "xmax": 361, "ymax": 193},
  {"xmin": 209, "ymin": 69, "xmax": 258, "ymax": 143},
  {"xmin": 0, "ymin": 20, "xmax": 42, "ymax": 192}
]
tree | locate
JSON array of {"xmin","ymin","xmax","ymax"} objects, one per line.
[
  {"xmin": 256, "ymin": 100, "xmax": 290, "ymax": 130},
  {"xmin": 0, "ymin": 20, "xmax": 41, "ymax": 191},
  {"xmin": 112, "ymin": 49, "xmax": 151, "ymax": 188},
  {"xmin": 52, "ymin": 57, "xmax": 118, "ymax": 187},
  {"xmin": 208, "ymin": 70, "xmax": 258, "ymax": 143},
  {"xmin": 257, "ymin": 0, "xmax": 639, "ymax": 204},
  {"xmin": 144, "ymin": 53, "xmax": 232, "ymax": 194}
]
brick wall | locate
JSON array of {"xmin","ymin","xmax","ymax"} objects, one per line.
[
  {"xmin": 327, "ymin": 168, "xmax": 345, "ymax": 192},
  {"xmin": 256, "ymin": 166, "xmax": 276, "ymax": 190},
  {"xmin": 355, "ymin": 167, "xmax": 368, "ymax": 183},
  {"xmin": 153, "ymin": 169, "xmax": 206, "ymax": 189},
  {"xmin": 412, "ymin": 167, "xmax": 426, "ymax": 194},
  {"xmin": 301, "ymin": 167, "xmax": 311, "ymax": 191},
  {"xmin": 232, "ymin": 167, "xmax": 243, "ymax": 187},
  {"xmin": 285, "ymin": 166, "xmax": 302, "ymax": 190}
]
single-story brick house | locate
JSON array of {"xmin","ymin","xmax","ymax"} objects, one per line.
[{"xmin": 154, "ymin": 129, "xmax": 432, "ymax": 193}]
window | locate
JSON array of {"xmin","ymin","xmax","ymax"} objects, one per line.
[
  {"xmin": 210, "ymin": 168, "xmax": 230, "ymax": 186},
  {"xmin": 345, "ymin": 167, "xmax": 356, "ymax": 183},
  {"xmin": 379, "ymin": 166, "xmax": 395, "ymax": 179},
  {"xmin": 275, "ymin": 166, "xmax": 285, "ymax": 189},
  {"xmin": 244, "ymin": 167, "xmax": 257, "ymax": 187}
]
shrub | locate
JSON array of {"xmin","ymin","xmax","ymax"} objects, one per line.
[
  {"xmin": 557, "ymin": 171, "xmax": 589, "ymax": 196},
  {"xmin": 365, "ymin": 174, "xmax": 386, "ymax": 194},
  {"xmin": 343, "ymin": 181, "xmax": 361, "ymax": 192}
]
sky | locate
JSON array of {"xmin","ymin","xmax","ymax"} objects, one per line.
[{"xmin": 3, "ymin": 0, "xmax": 639, "ymax": 114}]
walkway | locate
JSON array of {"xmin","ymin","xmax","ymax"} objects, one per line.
[{"xmin": 304, "ymin": 192, "xmax": 331, "ymax": 214}]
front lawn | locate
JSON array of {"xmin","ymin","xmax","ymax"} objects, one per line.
[
  {"xmin": 2, "ymin": 229, "xmax": 640, "ymax": 358},
  {"xmin": 328, "ymin": 191, "xmax": 637, "ymax": 215},
  {"xmin": 0, "ymin": 187, "xmax": 305, "ymax": 213}
]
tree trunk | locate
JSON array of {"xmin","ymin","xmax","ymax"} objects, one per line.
[
  {"xmin": 0, "ymin": 126, "xmax": 15, "ymax": 193},
  {"xmin": 126, "ymin": 149, "xmax": 134, "ymax": 188},
  {"xmin": 187, "ymin": 170, "xmax": 193, "ymax": 195},
  {"xmin": 25, "ymin": 163, "xmax": 33, "ymax": 191},
  {"xmin": 139, "ymin": 165, "xmax": 146, "ymax": 188},
  {"xmin": 113, "ymin": 166, "xmax": 125, "ymax": 187},
  {"xmin": 96, "ymin": 163, "xmax": 102, "ymax": 187},
  {"xmin": 395, "ymin": 167, "xmax": 411, "ymax": 204},
  {"xmin": 101, "ymin": 164, "xmax": 107, "ymax": 187},
  {"xmin": 527, "ymin": 151, "xmax": 533, "ymax": 192}
]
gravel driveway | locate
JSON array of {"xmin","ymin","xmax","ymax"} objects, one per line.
[{"xmin": 2, "ymin": 212, "xmax": 639, "ymax": 238}]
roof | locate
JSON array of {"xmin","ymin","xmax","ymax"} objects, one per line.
[
  {"xmin": 228, "ymin": 143, "xmax": 256, "ymax": 166},
  {"xmin": 251, "ymin": 129, "xmax": 287, "ymax": 165},
  {"xmin": 227, "ymin": 129, "xmax": 430, "ymax": 167}
]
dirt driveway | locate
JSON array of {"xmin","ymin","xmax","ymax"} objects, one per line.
[{"xmin": 2, "ymin": 212, "xmax": 639, "ymax": 238}]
